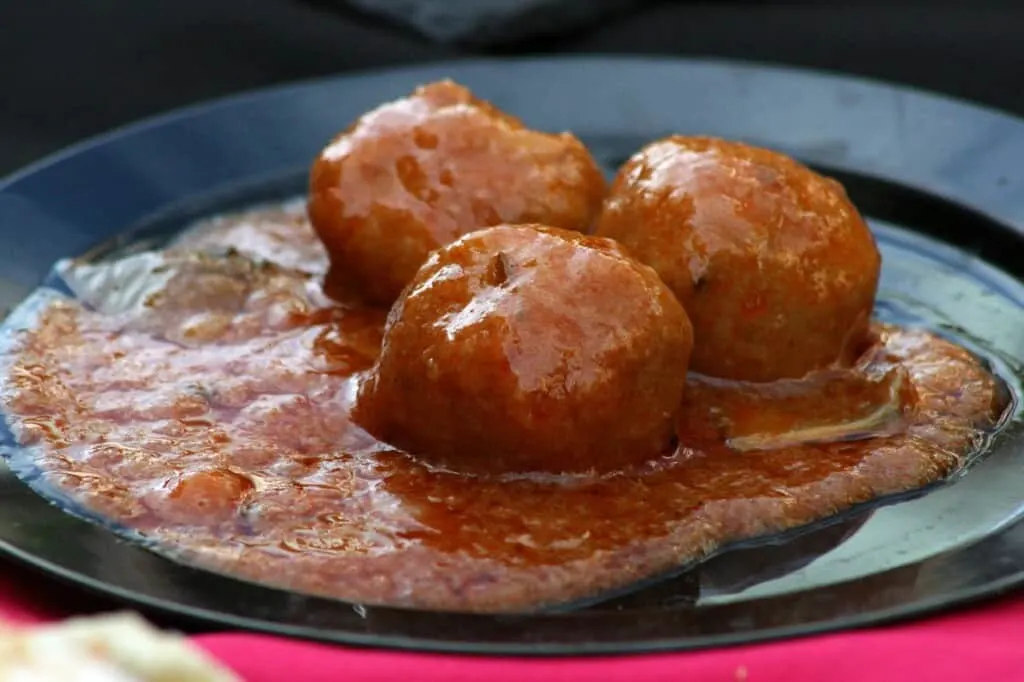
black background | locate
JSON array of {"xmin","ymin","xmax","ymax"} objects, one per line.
[{"xmin": 2, "ymin": 0, "xmax": 1023, "ymax": 176}]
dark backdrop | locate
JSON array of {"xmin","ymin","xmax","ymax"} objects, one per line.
[{"xmin": 2, "ymin": 0, "xmax": 1023, "ymax": 176}]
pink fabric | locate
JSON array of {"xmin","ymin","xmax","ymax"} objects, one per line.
[{"xmin": 2, "ymin": 562, "xmax": 1022, "ymax": 681}]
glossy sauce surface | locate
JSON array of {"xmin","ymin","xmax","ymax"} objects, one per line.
[
  {"xmin": 356, "ymin": 224, "xmax": 694, "ymax": 475},
  {"xmin": 0, "ymin": 203, "xmax": 1009, "ymax": 612},
  {"xmin": 308, "ymin": 81, "xmax": 606, "ymax": 305},
  {"xmin": 596, "ymin": 136, "xmax": 881, "ymax": 381}
]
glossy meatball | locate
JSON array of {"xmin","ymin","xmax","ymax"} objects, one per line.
[
  {"xmin": 308, "ymin": 80, "xmax": 607, "ymax": 306},
  {"xmin": 596, "ymin": 136, "xmax": 881, "ymax": 382},
  {"xmin": 354, "ymin": 224, "xmax": 694, "ymax": 475}
]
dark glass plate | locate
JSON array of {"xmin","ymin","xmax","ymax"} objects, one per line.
[{"xmin": 0, "ymin": 57, "xmax": 1022, "ymax": 655}]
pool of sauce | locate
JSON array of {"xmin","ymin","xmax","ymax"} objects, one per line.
[{"xmin": 0, "ymin": 202, "xmax": 1010, "ymax": 612}]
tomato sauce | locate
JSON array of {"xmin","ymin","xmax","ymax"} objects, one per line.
[{"xmin": 0, "ymin": 202, "xmax": 1009, "ymax": 612}]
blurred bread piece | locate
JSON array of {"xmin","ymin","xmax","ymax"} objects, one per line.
[{"xmin": 0, "ymin": 612, "xmax": 238, "ymax": 682}]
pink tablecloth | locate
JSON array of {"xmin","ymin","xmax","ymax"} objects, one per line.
[{"xmin": 3, "ymin": 561, "xmax": 1022, "ymax": 681}]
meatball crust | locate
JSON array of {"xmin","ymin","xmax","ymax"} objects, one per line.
[
  {"xmin": 595, "ymin": 136, "xmax": 881, "ymax": 382},
  {"xmin": 308, "ymin": 80, "xmax": 607, "ymax": 306},
  {"xmin": 354, "ymin": 224, "xmax": 694, "ymax": 475}
]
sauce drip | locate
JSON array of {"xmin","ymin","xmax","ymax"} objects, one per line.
[{"xmin": 0, "ymin": 203, "xmax": 1009, "ymax": 612}]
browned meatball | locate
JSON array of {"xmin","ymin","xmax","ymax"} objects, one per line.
[
  {"xmin": 353, "ymin": 224, "xmax": 694, "ymax": 475},
  {"xmin": 308, "ymin": 80, "xmax": 607, "ymax": 306},
  {"xmin": 595, "ymin": 136, "xmax": 881, "ymax": 382}
]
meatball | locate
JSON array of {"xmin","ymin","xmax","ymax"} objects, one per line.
[
  {"xmin": 354, "ymin": 224, "xmax": 693, "ymax": 475},
  {"xmin": 595, "ymin": 136, "xmax": 881, "ymax": 382},
  {"xmin": 308, "ymin": 80, "xmax": 607, "ymax": 306}
]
